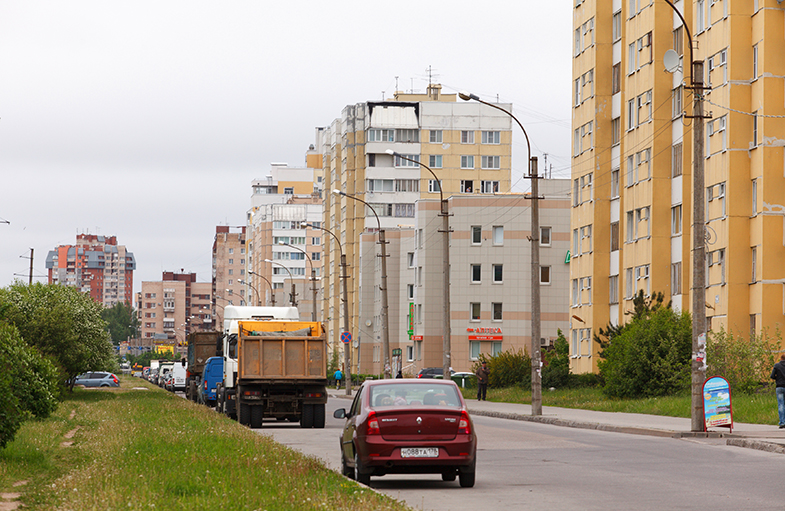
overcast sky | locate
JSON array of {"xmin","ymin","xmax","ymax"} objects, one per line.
[{"xmin": 0, "ymin": 1, "xmax": 572, "ymax": 295}]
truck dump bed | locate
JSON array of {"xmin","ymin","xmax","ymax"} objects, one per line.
[
  {"xmin": 237, "ymin": 321, "xmax": 326, "ymax": 380},
  {"xmin": 187, "ymin": 331, "xmax": 222, "ymax": 374}
]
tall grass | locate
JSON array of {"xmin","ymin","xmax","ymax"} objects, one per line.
[{"xmin": 0, "ymin": 376, "xmax": 408, "ymax": 510}]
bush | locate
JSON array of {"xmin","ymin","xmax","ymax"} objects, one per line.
[
  {"xmin": 542, "ymin": 331, "xmax": 571, "ymax": 389},
  {"xmin": 707, "ymin": 327, "xmax": 782, "ymax": 394},
  {"xmin": 598, "ymin": 306, "xmax": 692, "ymax": 398},
  {"xmin": 475, "ymin": 349, "xmax": 531, "ymax": 389}
]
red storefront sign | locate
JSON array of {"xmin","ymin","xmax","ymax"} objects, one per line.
[{"xmin": 466, "ymin": 327, "xmax": 502, "ymax": 341}]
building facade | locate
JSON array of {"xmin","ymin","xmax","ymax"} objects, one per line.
[
  {"xmin": 45, "ymin": 234, "xmax": 136, "ymax": 307},
  {"xmin": 570, "ymin": 0, "xmax": 785, "ymax": 373},
  {"xmin": 212, "ymin": 226, "xmax": 246, "ymax": 329}
]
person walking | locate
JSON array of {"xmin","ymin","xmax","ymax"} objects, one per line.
[
  {"xmin": 770, "ymin": 354, "xmax": 785, "ymax": 428},
  {"xmin": 475, "ymin": 361, "xmax": 490, "ymax": 401},
  {"xmin": 334, "ymin": 368, "xmax": 343, "ymax": 390}
]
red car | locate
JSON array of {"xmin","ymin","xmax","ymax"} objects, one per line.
[{"xmin": 333, "ymin": 379, "xmax": 477, "ymax": 487}]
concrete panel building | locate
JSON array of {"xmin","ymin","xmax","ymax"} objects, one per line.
[
  {"xmin": 570, "ymin": 0, "xmax": 785, "ymax": 373},
  {"xmin": 212, "ymin": 226, "xmax": 246, "ymax": 329}
]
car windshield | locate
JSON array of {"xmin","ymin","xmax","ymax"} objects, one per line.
[{"xmin": 369, "ymin": 383, "xmax": 461, "ymax": 408}]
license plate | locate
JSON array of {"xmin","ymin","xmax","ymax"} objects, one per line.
[{"xmin": 401, "ymin": 447, "xmax": 439, "ymax": 458}]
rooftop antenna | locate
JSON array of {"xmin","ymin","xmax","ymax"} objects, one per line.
[{"xmin": 395, "ymin": 76, "xmax": 399, "ymax": 93}]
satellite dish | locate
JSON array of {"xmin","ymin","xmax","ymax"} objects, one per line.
[{"xmin": 663, "ymin": 49, "xmax": 680, "ymax": 73}]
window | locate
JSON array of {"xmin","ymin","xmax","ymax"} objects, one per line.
[
  {"xmin": 635, "ymin": 207, "xmax": 650, "ymax": 239},
  {"xmin": 407, "ymin": 252, "xmax": 415, "ymax": 267},
  {"xmin": 461, "ymin": 180, "xmax": 474, "ymax": 193},
  {"xmin": 429, "ymin": 130, "xmax": 442, "ymax": 143},
  {"xmin": 481, "ymin": 181, "xmax": 500, "ymax": 193},
  {"xmin": 672, "ymin": 205, "xmax": 682, "ymax": 235},
  {"xmin": 573, "ymin": 128, "xmax": 580, "ymax": 157},
  {"xmin": 637, "ymin": 91, "xmax": 652, "ymax": 124},
  {"xmin": 673, "ymin": 26, "xmax": 684, "ymax": 56},
  {"xmin": 612, "ymin": 64, "xmax": 621, "ymax": 95},
  {"xmin": 228, "ymin": 269, "xmax": 233, "ymax": 275},
  {"xmin": 492, "ymin": 264, "xmax": 503, "ymax": 283},
  {"xmin": 637, "ymin": 32, "xmax": 652, "ymax": 67},
  {"xmin": 574, "ymin": 78, "xmax": 581, "ymax": 106},
  {"xmin": 470, "ymin": 341, "xmax": 481, "ymax": 360},
  {"xmin": 367, "ymin": 129, "xmax": 394, "ymax": 142},
  {"xmin": 493, "ymin": 226, "xmax": 504, "ymax": 245},
  {"xmin": 228, "ymin": 259, "xmax": 234, "ymax": 264},
  {"xmin": 574, "ymin": 28, "xmax": 581, "ymax": 57},
  {"xmin": 492, "ymin": 342, "xmax": 503, "ymax": 356},
  {"xmin": 461, "ymin": 155, "xmax": 475, "ymax": 169},
  {"xmin": 461, "ymin": 131, "xmax": 474, "ymax": 144},
  {"xmin": 540, "ymin": 266, "xmax": 551, "ymax": 285},
  {"xmin": 628, "ymin": 42, "xmax": 636, "ymax": 74},
  {"xmin": 581, "ymin": 18, "xmax": 595, "ymax": 49},
  {"xmin": 395, "ymin": 179, "xmax": 419, "ymax": 192},
  {"xmin": 481, "ymin": 131, "xmax": 500, "ymax": 144},
  {"xmin": 481, "ymin": 155, "xmax": 501, "ymax": 169},
  {"xmin": 626, "ymin": 211, "xmax": 634, "ymax": 242},
  {"xmin": 581, "ymin": 69, "xmax": 594, "ymax": 100},
  {"xmin": 635, "ymin": 264, "xmax": 650, "ymax": 295},
  {"xmin": 311, "ymin": 252, "xmax": 320, "ymax": 261},
  {"xmin": 571, "ymin": 330, "xmax": 578, "ymax": 356},
  {"xmin": 367, "ymin": 179, "xmax": 394, "ymax": 192},
  {"xmin": 672, "ymin": 142, "xmax": 683, "ymax": 177},
  {"xmin": 406, "ymin": 346, "xmax": 414, "ymax": 362},
  {"xmin": 752, "ymin": 179, "xmax": 757, "ymax": 215},
  {"xmin": 697, "ymin": 0, "xmax": 705, "ymax": 32},
  {"xmin": 611, "ymin": 118, "xmax": 621, "ymax": 146},
  {"xmin": 753, "ymin": 44, "xmax": 759, "ymax": 79},
  {"xmin": 707, "ymin": 49, "xmax": 727, "ymax": 87},
  {"xmin": 611, "ymin": 169, "xmax": 620, "ymax": 198},
  {"xmin": 492, "ymin": 303, "xmax": 503, "ymax": 321},
  {"xmin": 429, "ymin": 155, "xmax": 443, "ymax": 168},
  {"xmin": 707, "ymin": 182, "xmax": 726, "ymax": 220},
  {"xmin": 751, "ymin": 247, "xmax": 757, "ymax": 282},
  {"xmin": 368, "ymin": 153, "xmax": 376, "ymax": 167},
  {"xmin": 708, "ymin": 248, "xmax": 726, "ymax": 285},
  {"xmin": 312, "ymin": 237, "xmax": 321, "ymax": 245},
  {"xmin": 428, "ymin": 180, "xmax": 442, "ymax": 193},
  {"xmin": 394, "ymin": 154, "xmax": 420, "ymax": 167},
  {"xmin": 673, "ymin": 86, "xmax": 683, "ymax": 119},
  {"xmin": 471, "ymin": 264, "xmax": 482, "ymax": 283},
  {"xmin": 571, "ymin": 279, "xmax": 579, "ymax": 307},
  {"xmin": 626, "ymin": 155, "xmax": 634, "ymax": 186},
  {"xmin": 471, "ymin": 226, "xmax": 482, "ymax": 245},
  {"xmin": 470, "ymin": 303, "xmax": 481, "ymax": 321},
  {"xmin": 283, "ymin": 187, "xmax": 294, "ymax": 195},
  {"xmin": 540, "ymin": 226, "xmax": 551, "ymax": 246},
  {"xmin": 636, "ymin": 148, "xmax": 651, "ymax": 181},
  {"xmin": 609, "ymin": 275, "xmax": 619, "ymax": 304},
  {"xmin": 752, "ymin": 113, "xmax": 758, "ymax": 148},
  {"xmin": 610, "ymin": 222, "xmax": 619, "ymax": 251},
  {"xmin": 577, "ymin": 173, "xmax": 593, "ymax": 203},
  {"xmin": 407, "ymin": 284, "xmax": 414, "ymax": 300},
  {"xmin": 573, "ymin": 228, "xmax": 579, "ymax": 254},
  {"xmin": 394, "ymin": 203, "xmax": 415, "ymax": 217},
  {"xmin": 580, "ymin": 277, "xmax": 592, "ymax": 305},
  {"xmin": 626, "ymin": 99, "xmax": 635, "ymax": 130},
  {"xmin": 625, "ymin": 268, "xmax": 634, "ymax": 299},
  {"xmin": 579, "ymin": 121, "xmax": 593, "ymax": 153},
  {"xmin": 612, "ymin": 11, "xmax": 622, "ymax": 41},
  {"xmin": 671, "ymin": 262, "xmax": 682, "ymax": 295},
  {"xmin": 395, "ymin": 129, "xmax": 419, "ymax": 142},
  {"xmin": 579, "ymin": 225, "xmax": 592, "ymax": 254}
]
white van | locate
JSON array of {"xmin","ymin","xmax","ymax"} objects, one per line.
[{"xmin": 171, "ymin": 361, "xmax": 187, "ymax": 393}]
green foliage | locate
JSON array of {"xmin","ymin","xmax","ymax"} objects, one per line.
[
  {"xmin": 542, "ymin": 330, "xmax": 571, "ymax": 389},
  {"xmin": 707, "ymin": 326, "xmax": 783, "ymax": 394},
  {"xmin": 326, "ymin": 346, "xmax": 340, "ymax": 376},
  {"xmin": 0, "ymin": 321, "xmax": 60, "ymax": 448},
  {"xmin": 474, "ymin": 349, "xmax": 532, "ymax": 389},
  {"xmin": 598, "ymin": 303, "xmax": 692, "ymax": 398},
  {"xmin": 0, "ymin": 283, "xmax": 117, "ymax": 388},
  {"xmin": 100, "ymin": 302, "xmax": 138, "ymax": 345}
]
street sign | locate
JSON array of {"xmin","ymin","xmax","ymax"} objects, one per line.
[
  {"xmin": 392, "ymin": 348, "xmax": 402, "ymax": 356},
  {"xmin": 340, "ymin": 331, "xmax": 352, "ymax": 344}
]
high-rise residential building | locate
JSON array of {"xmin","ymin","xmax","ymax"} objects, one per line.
[
  {"xmin": 45, "ymin": 234, "xmax": 136, "ymax": 307},
  {"xmin": 138, "ymin": 271, "xmax": 212, "ymax": 353},
  {"xmin": 570, "ymin": 0, "xmax": 785, "ymax": 374},
  {"xmin": 212, "ymin": 226, "xmax": 246, "ymax": 329},
  {"xmin": 320, "ymin": 84, "xmax": 514, "ymax": 371},
  {"xmin": 358, "ymin": 183, "xmax": 572, "ymax": 376}
]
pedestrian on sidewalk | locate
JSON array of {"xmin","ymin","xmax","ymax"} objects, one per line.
[
  {"xmin": 770, "ymin": 354, "xmax": 785, "ymax": 428},
  {"xmin": 334, "ymin": 368, "xmax": 343, "ymax": 390},
  {"xmin": 476, "ymin": 361, "xmax": 490, "ymax": 401}
]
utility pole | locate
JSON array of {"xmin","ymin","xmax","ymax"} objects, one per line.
[
  {"xmin": 341, "ymin": 253, "xmax": 351, "ymax": 395},
  {"xmin": 378, "ymin": 228, "xmax": 392, "ymax": 379},
  {"xmin": 28, "ymin": 248, "xmax": 33, "ymax": 285},
  {"xmin": 529, "ymin": 158, "xmax": 542, "ymax": 416}
]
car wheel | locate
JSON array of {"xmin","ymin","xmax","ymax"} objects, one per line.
[
  {"xmin": 459, "ymin": 459, "xmax": 476, "ymax": 488},
  {"xmin": 250, "ymin": 405, "xmax": 263, "ymax": 429},
  {"xmin": 300, "ymin": 404, "xmax": 314, "ymax": 429},
  {"xmin": 313, "ymin": 404, "xmax": 325, "ymax": 429},
  {"xmin": 354, "ymin": 451, "xmax": 371, "ymax": 485},
  {"xmin": 238, "ymin": 403, "xmax": 251, "ymax": 426},
  {"xmin": 100, "ymin": 384, "xmax": 109, "ymax": 387},
  {"xmin": 441, "ymin": 471, "xmax": 456, "ymax": 482},
  {"xmin": 342, "ymin": 453, "xmax": 354, "ymax": 479}
]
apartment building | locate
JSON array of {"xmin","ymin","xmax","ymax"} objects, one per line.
[
  {"xmin": 138, "ymin": 272, "xmax": 212, "ymax": 352},
  {"xmin": 45, "ymin": 234, "xmax": 136, "ymax": 307},
  {"xmin": 320, "ymin": 84, "xmax": 515, "ymax": 372},
  {"xmin": 358, "ymin": 183, "xmax": 572, "ymax": 375},
  {"xmin": 212, "ymin": 226, "xmax": 246, "ymax": 329},
  {"xmin": 570, "ymin": 0, "xmax": 785, "ymax": 373}
]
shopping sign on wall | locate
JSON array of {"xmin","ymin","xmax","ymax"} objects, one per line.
[
  {"xmin": 466, "ymin": 327, "xmax": 503, "ymax": 341},
  {"xmin": 703, "ymin": 376, "xmax": 733, "ymax": 432}
]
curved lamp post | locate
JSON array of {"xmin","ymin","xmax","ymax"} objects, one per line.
[
  {"xmin": 332, "ymin": 189, "xmax": 392, "ymax": 380},
  {"xmin": 385, "ymin": 149, "xmax": 452, "ymax": 383},
  {"xmin": 264, "ymin": 259, "xmax": 296, "ymax": 307},
  {"xmin": 303, "ymin": 221, "xmax": 352, "ymax": 395},
  {"xmin": 237, "ymin": 279, "xmax": 261, "ymax": 306},
  {"xmin": 279, "ymin": 240, "xmax": 318, "ymax": 321},
  {"xmin": 459, "ymin": 91, "xmax": 542, "ymax": 416},
  {"xmin": 248, "ymin": 270, "xmax": 275, "ymax": 306}
]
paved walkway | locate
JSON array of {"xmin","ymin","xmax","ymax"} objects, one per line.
[{"xmin": 329, "ymin": 390, "xmax": 785, "ymax": 454}]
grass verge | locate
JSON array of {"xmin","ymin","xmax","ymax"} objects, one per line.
[
  {"xmin": 460, "ymin": 385, "xmax": 779, "ymax": 426},
  {"xmin": 0, "ymin": 376, "xmax": 409, "ymax": 511}
]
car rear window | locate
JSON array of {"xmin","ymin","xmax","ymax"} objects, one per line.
[{"xmin": 370, "ymin": 383, "xmax": 461, "ymax": 408}]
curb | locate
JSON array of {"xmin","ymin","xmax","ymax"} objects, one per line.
[{"xmin": 726, "ymin": 438, "xmax": 785, "ymax": 454}]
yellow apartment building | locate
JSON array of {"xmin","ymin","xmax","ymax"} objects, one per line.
[{"xmin": 571, "ymin": 0, "xmax": 785, "ymax": 373}]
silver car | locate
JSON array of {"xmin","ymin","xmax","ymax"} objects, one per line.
[{"xmin": 74, "ymin": 372, "xmax": 120, "ymax": 387}]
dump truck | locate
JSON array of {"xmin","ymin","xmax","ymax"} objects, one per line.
[
  {"xmin": 185, "ymin": 331, "xmax": 222, "ymax": 402},
  {"xmin": 216, "ymin": 305, "xmax": 327, "ymax": 429}
]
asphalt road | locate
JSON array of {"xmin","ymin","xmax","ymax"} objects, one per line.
[{"xmin": 255, "ymin": 396, "xmax": 783, "ymax": 511}]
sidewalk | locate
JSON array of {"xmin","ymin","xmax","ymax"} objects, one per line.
[{"xmin": 329, "ymin": 390, "xmax": 785, "ymax": 454}]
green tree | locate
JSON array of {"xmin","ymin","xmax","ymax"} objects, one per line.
[
  {"xmin": 707, "ymin": 326, "xmax": 783, "ymax": 394},
  {"xmin": 598, "ymin": 298, "xmax": 692, "ymax": 398},
  {"xmin": 0, "ymin": 321, "xmax": 59, "ymax": 448},
  {"xmin": 0, "ymin": 282, "xmax": 117, "ymax": 390},
  {"xmin": 101, "ymin": 302, "xmax": 138, "ymax": 345}
]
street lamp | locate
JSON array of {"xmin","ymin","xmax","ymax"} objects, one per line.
[
  {"xmin": 459, "ymin": 90, "xmax": 542, "ymax": 416},
  {"xmin": 248, "ymin": 270, "xmax": 275, "ymax": 306},
  {"xmin": 385, "ymin": 149, "xmax": 452, "ymax": 383},
  {"xmin": 333, "ymin": 188, "xmax": 392, "ymax": 380},
  {"xmin": 302, "ymin": 221, "xmax": 352, "ymax": 395},
  {"xmin": 279, "ymin": 240, "xmax": 318, "ymax": 321},
  {"xmin": 264, "ymin": 259, "xmax": 296, "ymax": 307},
  {"xmin": 663, "ymin": 0, "xmax": 708, "ymax": 432},
  {"xmin": 238, "ymin": 279, "xmax": 261, "ymax": 306}
]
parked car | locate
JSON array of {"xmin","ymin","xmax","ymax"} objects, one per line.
[
  {"xmin": 74, "ymin": 372, "xmax": 120, "ymax": 388},
  {"xmin": 416, "ymin": 367, "xmax": 455, "ymax": 379},
  {"xmin": 199, "ymin": 356, "xmax": 223, "ymax": 407},
  {"xmin": 148, "ymin": 368, "xmax": 159, "ymax": 385},
  {"xmin": 171, "ymin": 361, "xmax": 187, "ymax": 393},
  {"xmin": 333, "ymin": 379, "xmax": 477, "ymax": 487},
  {"xmin": 163, "ymin": 372, "xmax": 175, "ymax": 391}
]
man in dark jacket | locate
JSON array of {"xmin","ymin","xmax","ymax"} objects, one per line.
[
  {"xmin": 770, "ymin": 354, "xmax": 785, "ymax": 428},
  {"xmin": 476, "ymin": 361, "xmax": 490, "ymax": 401}
]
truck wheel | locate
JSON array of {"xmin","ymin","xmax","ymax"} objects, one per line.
[
  {"xmin": 239, "ymin": 403, "xmax": 251, "ymax": 426},
  {"xmin": 250, "ymin": 406, "xmax": 263, "ymax": 429},
  {"xmin": 300, "ymin": 404, "xmax": 314, "ymax": 428},
  {"xmin": 189, "ymin": 382, "xmax": 198, "ymax": 402},
  {"xmin": 313, "ymin": 404, "xmax": 326, "ymax": 428}
]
